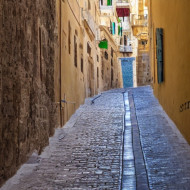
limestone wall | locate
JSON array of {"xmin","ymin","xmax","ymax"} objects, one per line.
[
  {"xmin": 0, "ymin": 0, "xmax": 57, "ymax": 185},
  {"xmin": 149, "ymin": 0, "xmax": 190, "ymax": 143}
]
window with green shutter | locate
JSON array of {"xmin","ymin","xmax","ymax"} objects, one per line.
[
  {"xmin": 118, "ymin": 25, "xmax": 121, "ymax": 35},
  {"xmin": 112, "ymin": 22, "xmax": 115, "ymax": 35},
  {"xmin": 156, "ymin": 28, "xmax": 164, "ymax": 83},
  {"xmin": 99, "ymin": 40, "xmax": 108, "ymax": 49},
  {"xmin": 107, "ymin": 0, "xmax": 112, "ymax": 6}
]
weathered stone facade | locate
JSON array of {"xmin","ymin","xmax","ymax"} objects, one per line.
[
  {"xmin": 137, "ymin": 52, "xmax": 151, "ymax": 86},
  {"xmin": 0, "ymin": 0, "xmax": 57, "ymax": 186}
]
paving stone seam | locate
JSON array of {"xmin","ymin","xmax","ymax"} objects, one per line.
[
  {"xmin": 120, "ymin": 91, "xmax": 126, "ymax": 190},
  {"xmin": 132, "ymin": 86, "xmax": 190, "ymax": 189},
  {"xmin": 128, "ymin": 90, "xmax": 150, "ymax": 190}
]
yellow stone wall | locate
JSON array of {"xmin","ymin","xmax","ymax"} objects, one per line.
[
  {"xmin": 100, "ymin": 26, "xmax": 123, "ymax": 91},
  {"xmin": 55, "ymin": 0, "xmax": 122, "ymax": 126},
  {"xmin": 149, "ymin": 0, "xmax": 190, "ymax": 143}
]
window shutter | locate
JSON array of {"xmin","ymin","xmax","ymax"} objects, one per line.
[
  {"xmin": 110, "ymin": 21, "xmax": 112, "ymax": 34},
  {"xmin": 112, "ymin": 22, "xmax": 115, "ymax": 35},
  {"xmin": 118, "ymin": 25, "xmax": 121, "ymax": 35},
  {"xmin": 156, "ymin": 28, "xmax": 164, "ymax": 83},
  {"xmin": 107, "ymin": 0, "xmax": 112, "ymax": 6},
  {"xmin": 99, "ymin": 40, "xmax": 108, "ymax": 49}
]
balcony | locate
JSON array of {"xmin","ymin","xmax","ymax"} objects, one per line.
[
  {"xmin": 100, "ymin": 5, "xmax": 113, "ymax": 10},
  {"xmin": 116, "ymin": 0, "xmax": 130, "ymax": 7},
  {"xmin": 119, "ymin": 45, "xmax": 133, "ymax": 53},
  {"xmin": 99, "ymin": 0, "xmax": 113, "ymax": 13},
  {"xmin": 131, "ymin": 14, "xmax": 148, "ymax": 27},
  {"xmin": 82, "ymin": 10, "xmax": 96, "ymax": 40}
]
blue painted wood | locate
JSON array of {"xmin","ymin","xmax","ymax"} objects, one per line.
[
  {"xmin": 121, "ymin": 58, "xmax": 134, "ymax": 88},
  {"xmin": 112, "ymin": 22, "xmax": 115, "ymax": 35},
  {"xmin": 156, "ymin": 28, "xmax": 164, "ymax": 83}
]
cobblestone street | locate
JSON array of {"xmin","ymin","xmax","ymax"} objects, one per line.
[{"xmin": 2, "ymin": 86, "xmax": 190, "ymax": 190}]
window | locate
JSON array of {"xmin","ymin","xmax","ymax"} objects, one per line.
[
  {"xmin": 97, "ymin": 67, "xmax": 99, "ymax": 88},
  {"xmin": 74, "ymin": 35, "xmax": 77, "ymax": 67},
  {"xmin": 87, "ymin": 43, "xmax": 91, "ymax": 56},
  {"xmin": 88, "ymin": 0, "xmax": 91, "ymax": 10},
  {"xmin": 112, "ymin": 22, "xmax": 115, "ymax": 35},
  {"xmin": 81, "ymin": 57, "xmax": 83, "ymax": 73},
  {"xmin": 156, "ymin": 28, "xmax": 164, "ymax": 83},
  {"xmin": 104, "ymin": 51, "xmax": 108, "ymax": 60},
  {"xmin": 110, "ymin": 21, "xmax": 112, "ymax": 34},
  {"xmin": 39, "ymin": 27, "xmax": 42, "ymax": 81},
  {"xmin": 124, "ymin": 35, "xmax": 127, "ymax": 46},
  {"xmin": 101, "ymin": 60, "xmax": 104, "ymax": 79},
  {"xmin": 107, "ymin": 0, "xmax": 112, "ymax": 6},
  {"xmin": 111, "ymin": 68, "xmax": 114, "ymax": 86},
  {"xmin": 68, "ymin": 21, "xmax": 71, "ymax": 54},
  {"xmin": 111, "ymin": 48, "xmax": 113, "ymax": 57}
]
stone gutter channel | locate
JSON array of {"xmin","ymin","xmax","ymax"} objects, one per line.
[{"xmin": 121, "ymin": 90, "xmax": 149, "ymax": 190}]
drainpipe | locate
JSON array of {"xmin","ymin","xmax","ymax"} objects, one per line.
[{"xmin": 59, "ymin": 0, "xmax": 62, "ymax": 126}]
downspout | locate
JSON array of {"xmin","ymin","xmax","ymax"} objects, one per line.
[{"xmin": 59, "ymin": 0, "xmax": 62, "ymax": 126}]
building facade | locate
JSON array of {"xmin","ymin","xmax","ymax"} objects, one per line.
[
  {"xmin": 148, "ymin": 0, "xmax": 190, "ymax": 143},
  {"xmin": 131, "ymin": 0, "xmax": 151, "ymax": 86},
  {"xmin": 0, "ymin": 0, "xmax": 58, "ymax": 185},
  {"xmin": 0, "ymin": 0, "xmax": 123, "ymax": 185}
]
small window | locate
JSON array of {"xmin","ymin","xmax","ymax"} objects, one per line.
[
  {"xmin": 110, "ymin": 21, "xmax": 112, "ymax": 34},
  {"xmin": 156, "ymin": 28, "xmax": 164, "ymax": 83},
  {"xmin": 97, "ymin": 55, "xmax": 99, "ymax": 62},
  {"xmin": 104, "ymin": 51, "xmax": 108, "ymax": 60},
  {"xmin": 74, "ymin": 35, "xmax": 77, "ymax": 67},
  {"xmin": 107, "ymin": 0, "xmax": 112, "ymax": 6},
  {"xmin": 81, "ymin": 57, "xmax": 83, "ymax": 73},
  {"xmin": 68, "ymin": 21, "xmax": 71, "ymax": 54},
  {"xmin": 101, "ymin": 60, "xmax": 104, "ymax": 79},
  {"xmin": 87, "ymin": 43, "xmax": 91, "ymax": 56},
  {"xmin": 111, "ymin": 68, "xmax": 114, "ymax": 84},
  {"xmin": 88, "ymin": 0, "xmax": 91, "ymax": 10},
  {"xmin": 124, "ymin": 35, "xmax": 127, "ymax": 46},
  {"xmin": 111, "ymin": 48, "xmax": 113, "ymax": 57}
]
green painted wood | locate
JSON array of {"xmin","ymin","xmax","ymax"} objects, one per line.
[
  {"xmin": 118, "ymin": 25, "xmax": 121, "ymax": 35},
  {"xmin": 107, "ymin": 0, "xmax": 112, "ymax": 6},
  {"xmin": 156, "ymin": 28, "xmax": 164, "ymax": 83},
  {"xmin": 111, "ymin": 22, "xmax": 115, "ymax": 35},
  {"xmin": 99, "ymin": 40, "xmax": 108, "ymax": 49}
]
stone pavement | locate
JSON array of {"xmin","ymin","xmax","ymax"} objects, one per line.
[
  {"xmin": 130, "ymin": 86, "xmax": 190, "ymax": 190},
  {"xmin": 1, "ymin": 91, "xmax": 125, "ymax": 190},
  {"xmin": 1, "ymin": 86, "xmax": 190, "ymax": 190}
]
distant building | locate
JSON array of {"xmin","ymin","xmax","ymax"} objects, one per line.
[
  {"xmin": 131, "ymin": 0, "xmax": 151, "ymax": 86},
  {"xmin": 55, "ymin": 0, "xmax": 123, "ymax": 126}
]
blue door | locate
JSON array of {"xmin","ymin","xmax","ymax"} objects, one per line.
[{"xmin": 121, "ymin": 57, "xmax": 135, "ymax": 88}]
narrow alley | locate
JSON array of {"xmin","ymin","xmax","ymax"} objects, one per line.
[
  {"xmin": 1, "ymin": 0, "xmax": 190, "ymax": 189},
  {"xmin": 2, "ymin": 86, "xmax": 190, "ymax": 190}
]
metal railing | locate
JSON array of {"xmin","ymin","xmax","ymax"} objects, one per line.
[
  {"xmin": 119, "ymin": 45, "xmax": 133, "ymax": 53},
  {"xmin": 100, "ymin": 5, "xmax": 113, "ymax": 10},
  {"xmin": 116, "ymin": 0, "xmax": 130, "ymax": 7},
  {"xmin": 117, "ymin": 0, "xmax": 129, "ymax": 3},
  {"xmin": 131, "ymin": 14, "xmax": 148, "ymax": 27}
]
